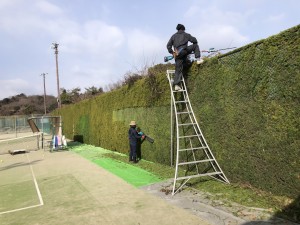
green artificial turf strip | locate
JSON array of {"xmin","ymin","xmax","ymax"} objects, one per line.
[{"xmin": 93, "ymin": 158, "xmax": 161, "ymax": 187}]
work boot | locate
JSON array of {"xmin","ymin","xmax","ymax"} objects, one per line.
[
  {"xmin": 133, "ymin": 157, "xmax": 138, "ymax": 164},
  {"xmin": 174, "ymin": 85, "xmax": 182, "ymax": 91},
  {"xmin": 196, "ymin": 58, "xmax": 204, "ymax": 65}
]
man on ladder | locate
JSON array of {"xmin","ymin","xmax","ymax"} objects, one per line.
[
  {"xmin": 166, "ymin": 24, "xmax": 204, "ymax": 91},
  {"xmin": 166, "ymin": 25, "xmax": 229, "ymax": 195}
]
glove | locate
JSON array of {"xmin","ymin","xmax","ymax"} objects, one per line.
[{"xmin": 172, "ymin": 52, "xmax": 177, "ymax": 59}]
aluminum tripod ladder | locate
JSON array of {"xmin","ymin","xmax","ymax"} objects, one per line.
[{"xmin": 167, "ymin": 70, "xmax": 230, "ymax": 195}]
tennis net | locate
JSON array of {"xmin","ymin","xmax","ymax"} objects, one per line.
[{"xmin": 0, "ymin": 133, "xmax": 41, "ymax": 155}]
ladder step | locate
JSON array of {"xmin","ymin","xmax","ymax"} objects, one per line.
[
  {"xmin": 172, "ymin": 89, "xmax": 185, "ymax": 92},
  {"xmin": 178, "ymin": 123, "xmax": 197, "ymax": 126},
  {"xmin": 167, "ymin": 70, "xmax": 175, "ymax": 74},
  {"xmin": 177, "ymin": 111, "xmax": 191, "ymax": 115},
  {"xmin": 175, "ymin": 100, "xmax": 188, "ymax": 103},
  {"xmin": 179, "ymin": 134, "xmax": 199, "ymax": 138},
  {"xmin": 175, "ymin": 172, "xmax": 222, "ymax": 181},
  {"xmin": 178, "ymin": 146, "xmax": 207, "ymax": 151},
  {"xmin": 178, "ymin": 159, "xmax": 214, "ymax": 166}
]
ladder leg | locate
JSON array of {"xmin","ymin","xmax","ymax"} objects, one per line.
[{"xmin": 167, "ymin": 69, "xmax": 230, "ymax": 195}]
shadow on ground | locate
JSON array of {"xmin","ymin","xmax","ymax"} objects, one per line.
[
  {"xmin": 239, "ymin": 195, "xmax": 300, "ymax": 225},
  {"xmin": 0, "ymin": 159, "xmax": 43, "ymax": 171}
]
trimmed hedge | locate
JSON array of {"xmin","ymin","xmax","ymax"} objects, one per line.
[
  {"xmin": 187, "ymin": 25, "xmax": 300, "ymax": 198},
  {"xmin": 54, "ymin": 25, "xmax": 300, "ymax": 198}
]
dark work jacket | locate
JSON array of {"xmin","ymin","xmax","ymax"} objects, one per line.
[
  {"xmin": 128, "ymin": 127, "xmax": 142, "ymax": 145},
  {"xmin": 167, "ymin": 30, "xmax": 198, "ymax": 54}
]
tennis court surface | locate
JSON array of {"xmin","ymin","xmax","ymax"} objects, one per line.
[{"xmin": 0, "ymin": 150, "xmax": 210, "ymax": 225}]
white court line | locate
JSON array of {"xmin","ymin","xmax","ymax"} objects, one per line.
[
  {"xmin": 0, "ymin": 153, "xmax": 44, "ymax": 215},
  {"xmin": 0, "ymin": 204, "xmax": 42, "ymax": 215},
  {"xmin": 26, "ymin": 154, "xmax": 44, "ymax": 206}
]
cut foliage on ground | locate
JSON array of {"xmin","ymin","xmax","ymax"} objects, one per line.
[{"xmin": 68, "ymin": 142, "xmax": 299, "ymax": 223}]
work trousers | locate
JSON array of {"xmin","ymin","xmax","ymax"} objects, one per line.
[
  {"xmin": 173, "ymin": 44, "xmax": 200, "ymax": 85},
  {"xmin": 129, "ymin": 143, "xmax": 137, "ymax": 161}
]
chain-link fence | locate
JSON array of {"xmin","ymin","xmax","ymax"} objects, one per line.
[
  {"xmin": 0, "ymin": 115, "xmax": 63, "ymax": 151},
  {"xmin": 0, "ymin": 115, "xmax": 42, "ymax": 140}
]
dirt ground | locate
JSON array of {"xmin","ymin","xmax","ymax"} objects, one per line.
[
  {"xmin": 0, "ymin": 150, "xmax": 210, "ymax": 225},
  {"xmin": 141, "ymin": 181, "xmax": 299, "ymax": 225}
]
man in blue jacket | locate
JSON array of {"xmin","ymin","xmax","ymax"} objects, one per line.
[
  {"xmin": 167, "ymin": 24, "xmax": 203, "ymax": 91},
  {"xmin": 128, "ymin": 121, "xmax": 144, "ymax": 163}
]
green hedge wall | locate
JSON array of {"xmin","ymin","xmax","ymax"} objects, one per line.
[
  {"xmin": 187, "ymin": 25, "xmax": 300, "ymax": 198},
  {"xmin": 55, "ymin": 25, "xmax": 300, "ymax": 198}
]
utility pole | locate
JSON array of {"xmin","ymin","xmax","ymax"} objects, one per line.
[
  {"xmin": 52, "ymin": 42, "xmax": 61, "ymax": 108},
  {"xmin": 40, "ymin": 73, "xmax": 47, "ymax": 115}
]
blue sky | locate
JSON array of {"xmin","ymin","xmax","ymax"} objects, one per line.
[{"xmin": 0, "ymin": 0, "xmax": 299, "ymax": 99}]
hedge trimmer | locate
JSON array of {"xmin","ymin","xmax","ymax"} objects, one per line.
[
  {"xmin": 201, "ymin": 47, "xmax": 236, "ymax": 58},
  {"xmin": 138, "ymin": 130, "xmax": 154, "ymax": 143},
  {"xmin": 164, "ymin": 47, "xmax": 237, "ymax": 62}
]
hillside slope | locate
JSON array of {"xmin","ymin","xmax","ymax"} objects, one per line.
[{"xmin": 0, "ymin": 94, "xmax": 57, "ymax": 116}]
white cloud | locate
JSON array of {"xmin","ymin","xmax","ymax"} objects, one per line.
[
  {"xmin": 182, "ymin": 2, "xmax": 251, "ymax": 50},
  {"xmin": 184, "ymin": 5, "xmax": 200, "ymax": 18},
  {"xmin": 127, "ymin": 29, "xmax": 165, "ymax": 65},
  {"xmin": 1, "ymin": 79, "xmax": 37, "ymax": 98},
  {"xmin": 67, "ymin": 66, "xmax": 116, "ymax": 88},
  {"xmin": 193, "ymin": 4, "xmax": 250, "ymax": 28},
  {"xmin": 60, "ymin": 20, "xmax": 124, "ymax": 56},
  {"xmin": 0, "ymin": 0, "xmax": 15, "ymax": 9},
  {"xmin": 35, "ymin": 0, "xmax": 63, "ymax": 15},
  {"xmin": 0, "ymin": 0, "xmax": 63, "ymax": 36},
  {"xmin": 195, "ymin": 25, "xmax": 249, "ymax": 51},
  {"xmin": 0, "ymin": 0, "xmax": 125, "ymax": 58},
  {"xmin": 266, "ymin": 13, "xmax": 286, "ymax": 22},
  {"xmin": 0, "ymin": 0, "xmax": 298, "ymax": 100},
  {"xmin": 0, "ymin": 0, "xmax": 127, "ymax": 97}
]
